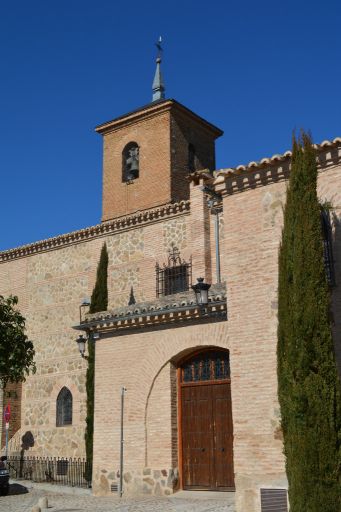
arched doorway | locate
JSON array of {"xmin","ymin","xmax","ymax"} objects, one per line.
[{"xmin": 178, "ymin": 349, "xmax": 234, "ymax": 491}]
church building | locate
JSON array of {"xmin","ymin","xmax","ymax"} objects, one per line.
[{"xmin": 1, "ymin": 51, "xmax": 340, "ymax": 512}]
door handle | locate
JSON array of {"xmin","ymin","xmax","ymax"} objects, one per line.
[
  {"xmin": 221, "ymin": 447, "xmax": 225, "ymax": 452},
  {"xmin": 201, "ymin": 448, "xmax": 205, "ymax": 452}
]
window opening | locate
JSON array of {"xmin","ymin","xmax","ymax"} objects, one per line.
[
  {"xmin": 122, "ymin": 142, "xmax": 139, "ymax": 182},
  {"xmin": 156, "ymin": 246, "xmax": 192, "ymax": 296},
  {"xmin": 56, "ymin": 387, "xmax": 72, "ymax": 427},
  {"xmin": 181, "ymin": 350, "xmax": 230, "ymax": 383}
]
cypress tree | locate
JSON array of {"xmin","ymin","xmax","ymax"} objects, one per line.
[
  {"xmin": 85, "ymin": 243, "xmax": 108, "ymax": 479},
  {"xmin": 277, "ymin": 132, "xmax": 341, "ymax": 511}
]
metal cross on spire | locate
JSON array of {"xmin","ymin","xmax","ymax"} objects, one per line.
[
  {"xmin": 155, "ymin": 36, "xmax": 163, "ymax": 59},
  {"xmin": 152, "ymin": 36, "xmax": 165, "ymax": 102}
]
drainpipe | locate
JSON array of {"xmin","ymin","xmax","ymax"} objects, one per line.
[
  {"xmin": 119, "ymin": 386, "xmax": 126, "ymax": 497},
  {"xmin": 214, "ymin": 208, "xmax": 221, "ymax": 284},
  {"xmin": 200, "ymin": 186, "xmax": 222, "ymax": 284}
]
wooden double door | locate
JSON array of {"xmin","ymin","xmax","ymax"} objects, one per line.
[{"xmin": 181, "ymin": 380, "xmax": 234, "ymax": 490}]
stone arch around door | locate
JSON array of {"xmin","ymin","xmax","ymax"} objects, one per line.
[{"xmin": 177, "ymin": 348, "xmax": 235, "ymax": 491}]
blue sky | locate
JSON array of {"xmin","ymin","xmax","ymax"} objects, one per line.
[{"xmin": 1, "ymin": 0, "xmax": 340, "ymax": 250}]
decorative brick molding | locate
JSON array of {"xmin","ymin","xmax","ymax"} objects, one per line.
[
  {"xmin": 75, "ymin": 283, "xmax": 227, "ymax": 334},
  {"xmin": 0, "ymin": 200, "xmax": 190, "ymax": 263},
  {"xmin": 188, "ymin": 137, "xmax": 341, "ymax": 195},
  {"xmin": 213, "ymin": 140, "xmax": 341, "ymax": 196},
  {"xmin": 214, "ymin": 136, "xmax": 341, "ymax": 176},
  {"xmin": 95, "ymin": 98, "xmax": 223, "ymax": 137}
]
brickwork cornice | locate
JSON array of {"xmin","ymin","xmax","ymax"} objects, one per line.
[
  {"xmin": 95, "ymin": 99, "xmax": 223, "ymax": 137},
  {"xmin": 0, "ymin": 200, "xmax": 190, "ymax": 263},
  {"xmin": 187, "ymin": 137, "xmax": 341, "ymax": 195},
  {"xmin": 74, "ymin": 283, "xmax": 227, "ymax": 335},
  {"xmin": 213, "ymin": 137, "xmax": 341, "ymax": 196}
]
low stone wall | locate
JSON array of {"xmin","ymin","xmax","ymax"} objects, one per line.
[
  {"xmin": 96, "ymin": 467, "xmax": 179, "ymax": 496},
  {"xmin": 124, "ymin": 467, "xmax": 179, "ymax": 496}
]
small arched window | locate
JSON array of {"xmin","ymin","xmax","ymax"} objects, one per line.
[
  {"xmin": 56, "ymin": 387, "xmax": 72, "ymax": 427},
  {"xmin": 188, "ymin": 144, "xmax": 196, "ymax": 172},
  {"xmin": 122, "ymin": 142, "xmax": 139, "ymax": 182}
]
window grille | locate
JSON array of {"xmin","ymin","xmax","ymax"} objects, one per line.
[
  {"xmin": 181, "ymin": 350, "xmax": 230, "ymax": 383},
  {"xmin": 156, "ymin": 246, "xmax": 192, "ymax": 297},
  {"xmin": 260, "ymin": 489, "xmax": 288, "ymax": 512},
  {"xmin": 321, "ymin": 208, "xmax": 335, "ymax": 286},
  {"xmin": 56, "ymin": 387, "xmax": 72, "ymax": 427}
]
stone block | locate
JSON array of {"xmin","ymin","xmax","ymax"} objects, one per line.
[{"xmin": 38, "ymin": 497, "xmax": 48, "ymax": 509}]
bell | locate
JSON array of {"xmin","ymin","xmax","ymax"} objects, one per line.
[
  {"xmin": 126, "ymin": 170, "xmax": 137, "ymax": 181},
  {"xmin": 129, "ymin": 159, "xmax": 139, "ymax": 171}
]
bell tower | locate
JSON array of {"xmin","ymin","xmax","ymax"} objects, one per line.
[{"xmin": 96, "ymin": 44, "xmax": 223, "ymax": 222}]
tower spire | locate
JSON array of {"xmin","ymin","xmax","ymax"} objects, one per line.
[{"xmin": 152, "ymin": 36, "xmax": 165, "ymax": 102}]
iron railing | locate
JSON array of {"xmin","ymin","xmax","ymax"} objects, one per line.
[{"xmin": 7, "ymin": 456, "xmax": 92, "ymax": 488}]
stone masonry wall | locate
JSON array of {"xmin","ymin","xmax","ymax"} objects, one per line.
[
  {"xmin": 0, "ymin": 240, "xmax": 103, "ymax": 457},
  {"xmin": 0, "ymin": 208, "xmax": 194, "ymax": 459}
]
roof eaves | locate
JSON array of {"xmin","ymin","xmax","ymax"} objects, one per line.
[{"xmin": 214, "ymin": 137, "xmax": 341, "ymax": 179}]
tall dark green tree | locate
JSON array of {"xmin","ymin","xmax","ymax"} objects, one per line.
[
  {"xmin": 277, "ymin": 132, "xmax": 341, "ymax": 511},
  {"xmin": 85, "ymin": 243, "xmax": 108, "ymax": 475}
]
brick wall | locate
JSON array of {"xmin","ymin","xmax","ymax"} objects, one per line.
[
  {"xmin": 1, "ymin": 382, "xmax": 22, "ymax": 449},
  {"xmin": 101, "ymin": 110, "xmax": 172, "ymax": 221},
  {"xmin": 92, "ymin": 320, "xmax": 230, "ymax": 496},
  {"xmin": 213, "ymin": 146, "xmax": 341, "ymax": 512},
  {"xmin": 99, "ymin": 100, "xmax": 221, "ymax": 222},
  {"xmin": 170, "ymin": 111, "xmax": 217, "ymax": 202}
]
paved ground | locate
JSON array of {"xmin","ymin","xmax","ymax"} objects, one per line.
[{"xmin": 0, "ymin": 482, "xmax": 236, "ymax": 512}]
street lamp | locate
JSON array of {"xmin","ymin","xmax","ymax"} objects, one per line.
[
  {"xmin": 76, "ymin": 334, "xmax": 87, "ymax": 358},
  {"xmin": 192, "ymin": 277, "xmax": 211, "ymax": 307},
  {"xmin": 76, "ymin": 332, "xmax": 100, "ymax": 359},
  {"xmin": 79, "ymin": 298, "xmax": 91, "ymax": 323}
]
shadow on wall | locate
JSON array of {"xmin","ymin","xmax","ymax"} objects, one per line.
[
  {"xmin": 19, "ymin": 431, "xmax": 34, "ymax": 478},
  {"xmin": 332, "ymin": 213, "xmax": 341, "ymax": 376}
]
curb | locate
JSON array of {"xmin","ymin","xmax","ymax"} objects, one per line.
[{"xmin": 10, "ymin": 478, "xmax": 92, "ymax": 496}]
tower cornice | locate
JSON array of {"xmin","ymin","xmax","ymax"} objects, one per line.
[{"xmin": 95, "ymin": 99, "xmax": 223, "ymax": 138}]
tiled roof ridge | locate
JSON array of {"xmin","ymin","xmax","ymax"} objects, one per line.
[
  {"xmin": 84, "ymin": 282, "xmax": 227, "ymax": 324},
  {"xmin": 0, "ymin": 200, "xmax": 190, "ymax": 263},
  {"xmin": 214, "ymin": 136, "xmax": 341, "ymax": 177}
]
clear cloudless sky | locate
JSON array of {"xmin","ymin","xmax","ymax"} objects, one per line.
[{"xmin": 1, "ymin": 0, "xmax": 340, "ymax": 250}]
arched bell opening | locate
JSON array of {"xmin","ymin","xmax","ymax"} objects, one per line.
[
  {"xmin": 177, "ymin": 348, "xmax": 235, "ymax": 491},
  {"xmin": 122, "ymin": 141, "xmax": 139, "ymax": 182}
]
